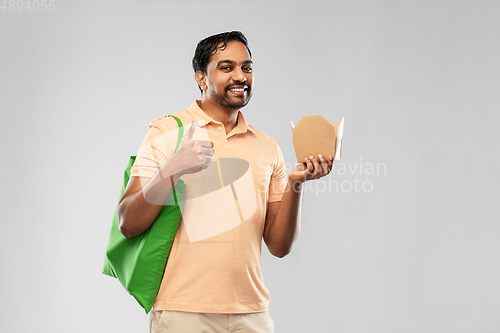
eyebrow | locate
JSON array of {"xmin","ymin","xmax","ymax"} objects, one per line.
[{"xmin": 216, "ymin": 59, "xmax": 253, "ymax": 67}]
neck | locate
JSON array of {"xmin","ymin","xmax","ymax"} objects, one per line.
[{"xmin": 199, "ymin": 96, "xmax": 239, "ymax": 133}]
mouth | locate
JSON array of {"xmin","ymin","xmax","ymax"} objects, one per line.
[{"xmin": 227, "ymin": 85, "xmax": 250, "ymax": 96}]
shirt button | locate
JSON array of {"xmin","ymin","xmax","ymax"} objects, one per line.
[{"xmin": 218, "ymin": 126, "xmax": 222, "ymax": 131}]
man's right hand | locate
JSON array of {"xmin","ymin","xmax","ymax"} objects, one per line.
[
  {"xmin": 170, "ymin": 119, "xmax": 215, "ymax": 176},
  {"xmin": 118, "ymin": 119, "xmax": 215, "ymax": 238}
]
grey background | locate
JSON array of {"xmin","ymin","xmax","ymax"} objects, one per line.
[{"xmin": 1, "ymin": 1, "xmax": 499, "ymax": 332}]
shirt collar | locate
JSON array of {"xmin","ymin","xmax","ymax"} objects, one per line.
[{"xmin": 186, "ymin": 100, "xmax": 256, "ymax": 135}]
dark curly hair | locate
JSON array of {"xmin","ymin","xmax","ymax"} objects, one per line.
[{"xmin": 192, "ymin": 31, "xmax": 252, "ymax": 92}]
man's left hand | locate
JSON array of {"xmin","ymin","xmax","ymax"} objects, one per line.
[{"xmin": 288, "ymin": 154, "xmax": 334, "ymax": 184}]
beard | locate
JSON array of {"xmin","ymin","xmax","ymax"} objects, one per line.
[{"xmin": 207, "ymin": 83, "xmax": 252, "ymax": 109}]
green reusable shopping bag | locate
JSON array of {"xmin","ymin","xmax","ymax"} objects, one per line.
[{"xmin": 102, "ymin": 115, "xmax": 185, "ymax": 314}]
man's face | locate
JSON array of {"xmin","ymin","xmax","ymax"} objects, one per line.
[{"xmin": 203, "ymin": 41, "xmax": 253, "ymax": 109}]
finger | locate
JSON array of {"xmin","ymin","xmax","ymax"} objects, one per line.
[
  {"xmin": 184, "ymin": 119, "xmax": 197, "ymax": 141},
  {"xmin": 202, "ymin": 154, "xmax": 216, "ymax": 168},
  {"xmin": 309, "ymin": 156, "xmax": 322, "ymax": 177},
  {"xmin": 328, "ymin": 155, "xmax": 334, "ymax": 171},
  {"xmin": 318, "ymin": 154, "xmax": 329, "ymax": 175},
  {"xmin": 194, "ymin": 140, "xmax": 214, "ymax": 148},
  {"xmin": 304, "ymin": 157, "xmax": 314, "ymax": 175},
  {"xmin": 203, "ymin": 155, "xmax": 215, "ymax": 163},
  {"xmin": 201, "ymin": 146, "xmax": 215, "ymax": 156}
]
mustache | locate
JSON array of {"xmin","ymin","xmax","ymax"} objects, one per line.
[{"xmin": 225, "ymin": 82, "xmax": 250, "ymax": 91}]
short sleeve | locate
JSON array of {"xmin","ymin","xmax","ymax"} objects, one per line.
[
  {"xmin": 268, "ymin": 141, "xmax": 287, "ymax": 202},
  {"xmin": 130, "ymin": 118, "xmax": 179, "ymax": 178}
]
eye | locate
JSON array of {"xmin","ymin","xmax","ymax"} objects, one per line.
[
  {"xmin": 220, "ymin": 66, "xmax": 231, "ymax": 71},
  {"xmin": 243, "ymin": 66, "xmax": 252, "ymax": 73}
]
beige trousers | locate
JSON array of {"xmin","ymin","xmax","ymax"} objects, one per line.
[{"xmin": 149, "ymin": 310, "xmax": 274, "ymax": 333}]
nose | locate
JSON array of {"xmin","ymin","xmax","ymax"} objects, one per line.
[{"xmin": 232, "ymin": 67, "xmax": 247, "ymax": 83}]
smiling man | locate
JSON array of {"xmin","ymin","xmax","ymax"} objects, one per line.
[
  {"xmin": 198, "ymin": 50, "xmax": 253, "ymax": 110},
  {"xmin": 117, "ymin": 31, "xmax": 333, "ymax": 333}
]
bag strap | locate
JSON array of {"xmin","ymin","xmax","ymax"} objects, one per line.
[
  {"xmin": 165, "ymin": 115, "xmax": 184, "ymax": 153},
  {"xmin": 163, "ymin": 115, "xmax": 185, "ymax": 206}
]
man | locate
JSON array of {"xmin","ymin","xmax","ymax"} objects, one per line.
[{"xmin": 117, "ymin": 31, "xmax": 334, "ymax": 333}]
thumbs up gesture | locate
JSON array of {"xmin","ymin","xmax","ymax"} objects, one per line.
[{"xmin": 171, "ymin": 119, "xmax": 216, "ymax": 175}]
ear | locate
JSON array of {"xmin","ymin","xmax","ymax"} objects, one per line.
[{"xmin": 194, "ymin": 71, "xmax": 207, "ymax": 91}]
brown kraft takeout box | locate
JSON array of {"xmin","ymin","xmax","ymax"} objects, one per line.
[{"xmin": 290, "ymin": 115, "xmax": 345, "ymax": 163}]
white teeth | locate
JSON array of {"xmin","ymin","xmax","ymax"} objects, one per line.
[{"xmin": 230, "ymin": 88, "xmax": 245, "ymax": 92}]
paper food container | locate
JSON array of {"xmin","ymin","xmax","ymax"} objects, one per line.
[{"xmin": 290, "ymin": 116, "xmax": 344, "ymax": 162}]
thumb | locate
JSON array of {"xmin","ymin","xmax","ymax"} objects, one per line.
[{"xmin": 184, "ymin": 118, "xmax": 197, "ymax": 141}]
